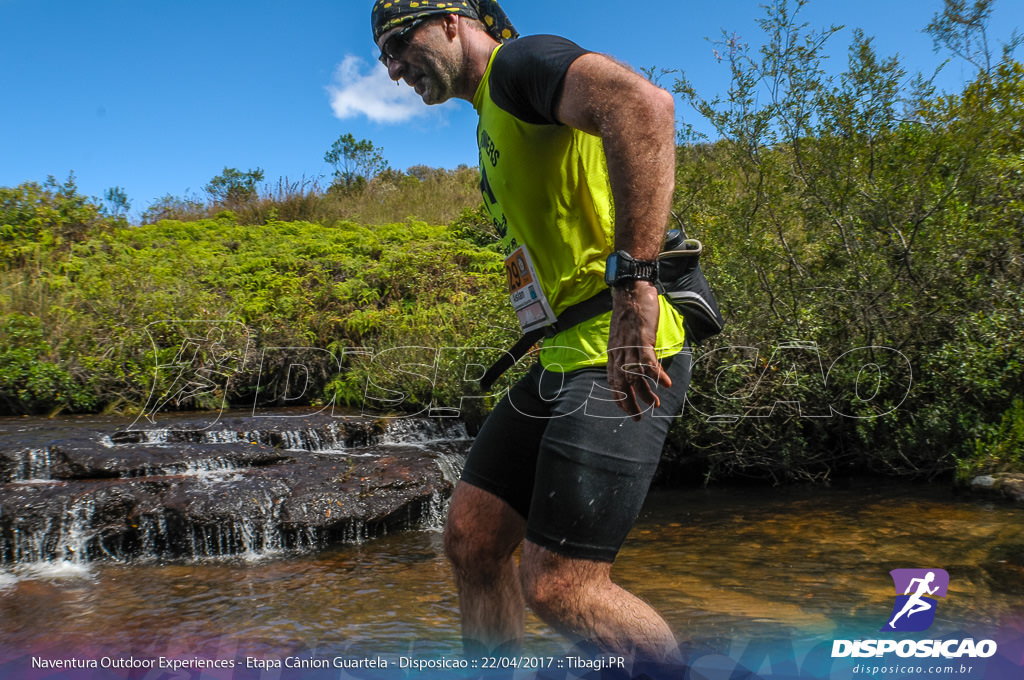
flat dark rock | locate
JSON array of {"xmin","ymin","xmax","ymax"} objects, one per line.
[{"xmin": 0, "ymin": 411, "xmax": 469, "ymax": 563}]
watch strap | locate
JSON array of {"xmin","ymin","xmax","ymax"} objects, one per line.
[{"xmin": 606, "ymin": 250, "xmax": 659, "ymax": 286}]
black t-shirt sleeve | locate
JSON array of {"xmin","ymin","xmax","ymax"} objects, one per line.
[{"xmin": 488, "ymin": 35, "xmax": 590, "ymax": 125}]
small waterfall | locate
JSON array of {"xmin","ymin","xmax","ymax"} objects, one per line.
[
  {"xmin": 138, "ymin": 513, "xmax": 168, "ymax": 556},
  {"xmin": 9, "ymin": 448, "xmax": 54, "ymax": 483},
  {"xmin": 235, "ymin": 490, "xmax": 283, "ymax": 559},
  {"xmin": 380, "ymin": 419, "xmax": 471, "ymax": 446},
  {"xmin": 434, "ymin": 449, "xmax": 466, "ymax": 488},
  {"xmin": 340, "ymin": 518, "xmax": 370, "ymax": 543},
  {"xmin": 417, "ymin": 447, "xmax": 467, "ymax": 531},
  {"xmin": 122, "ymin": 456, "xmax": 242, "ymax": 480},
  {"xmin": 419, "ymin": 490, "xmax": 449, "ymax": 530},
  {"xmin": 183, "ymin": 457, "xmax": 240, "ymax": 479},
  {"xmin": 56, "ymin": 498, "xmax": 97, "ymax": 562},
  {"xmin": 107, "ymin": 423, "xmax": 347, "ymax": 452},
  {"xmin": 290, "ymin": 525, "xmax": 321, "ymax": 552},
  {"xmin": 5, "ymin": 497, "xmax": 97, "ymax": 565},
  {"xmin": 1, "ymin": 414, "xmax": 472, "ymax": 567},
  {"xmin": 8, "ymin": 520, "xmax": 53, "ymax": 564},
  {"xmin": 118, "ymin": 427, "xmax": 175, "ymax": 445}
]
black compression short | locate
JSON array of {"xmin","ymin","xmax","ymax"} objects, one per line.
[{"xmin": 459, "ymin": 353, "xmax": 692, "ymax": 562}]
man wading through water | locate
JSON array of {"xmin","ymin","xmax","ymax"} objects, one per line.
[{"xmin": 371, "ymin": 0, "xmax": 692, "ymax": 665}]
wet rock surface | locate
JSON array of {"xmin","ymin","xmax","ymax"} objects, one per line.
[
  {"xmin": 0, "ymin": 411, "xmax": 469, "ymax": 564},
  {"xmin": 969, "ymin": 473, "xmax": 1024, "ymax": 504}
]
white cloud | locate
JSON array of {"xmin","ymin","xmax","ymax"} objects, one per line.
[{"xmin": 326, "ymin": 55, "xmax": 445, "ymax": 124}]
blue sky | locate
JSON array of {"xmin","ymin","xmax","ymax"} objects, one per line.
[{"xmin": 2, "ymin": 0, "xmax": 1022, "ymax": 220}]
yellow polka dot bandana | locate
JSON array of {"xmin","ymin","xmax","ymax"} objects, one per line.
[{"xmin": 371, "ymin": 0, "xmax": 518, "ymax": 44}]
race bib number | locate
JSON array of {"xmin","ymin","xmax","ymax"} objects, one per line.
[{"xmin": 504, "ymin": 246, "xmax": 556, "ymax": 333}]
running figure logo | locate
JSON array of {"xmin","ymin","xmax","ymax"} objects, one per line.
[{"xmin": 882, "ymin": 568, "xmax": 950, "ymax": 632}]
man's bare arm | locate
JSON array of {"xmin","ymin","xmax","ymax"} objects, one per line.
[
  {"xmin": 556, "ymin": 53, "xmax": 677, "ymax": 418},
  {"xmin": 556, "ymin": 53, "xmax": 676, "ymax": 260}
]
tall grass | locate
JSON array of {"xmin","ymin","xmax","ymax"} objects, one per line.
[{"xmin": 141, "ymin": 165, "xmax": 483, "ymax": 228}]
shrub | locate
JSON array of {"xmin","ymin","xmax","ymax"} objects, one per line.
[
  {"xmin": 0, "ymin": 314, "xmax": 96, "ymax": 413},
  {"xmin": 0, "ymin": 175, "xmax": 107, "ymax": 267},
  {"xmin": 958, "ymin": 399, "xmax": 1024, "ymax": 482}
]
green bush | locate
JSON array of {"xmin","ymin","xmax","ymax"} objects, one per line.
[
  {"xmin": 0, "ymin": 206, "xmax": 512, "ymax": 418},
  {"xmin": 669, "ymin": 0, "xmax": 1024, "ymax": 481},
  {"xmin": 1, "ymin": 175, "xmax": 109, "ymax": 268},
  {"xmin": 958, "ymin": 399, "xmax": 1024, "ymax": 482},
  {"xmin": 0, "ymin": 314, "xmax": 96, "ymax": 413}
]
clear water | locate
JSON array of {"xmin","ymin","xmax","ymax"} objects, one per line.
[{"xmin": 1, "ymin": 482, "xmax": 1021, "ymax": 663}]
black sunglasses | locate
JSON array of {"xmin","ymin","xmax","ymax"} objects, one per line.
[{"xmin": 378, "ymin": 18, "xmax": 428, "ymax": 66}]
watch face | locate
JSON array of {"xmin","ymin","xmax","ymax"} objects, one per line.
[
  {"xmin": 604, "ymin": 253, "xmax": 620, "ymax": 285},
  {"xmin": 605, "ymin": 251, "xmax": 658, "ymax": 285}
]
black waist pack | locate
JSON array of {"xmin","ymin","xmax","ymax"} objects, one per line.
[
  {"xmin": 479, "ymin": 229, "xmax": 725, "ymax": 390},
  {"xmin": 657, "ymin": 229, "xmax": 725, "ymax": 344}
]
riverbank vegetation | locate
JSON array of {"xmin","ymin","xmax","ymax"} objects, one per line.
[
  {"xmin": 661, "ymin": 0, "xmax": 1024, "ymax": 483},
  {"xmin": 2, "ymin": 0, "xmax": 1021, "ymax": 484}
]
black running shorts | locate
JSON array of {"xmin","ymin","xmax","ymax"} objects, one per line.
[{"xmin": 459, "ymin": 352, "xmax": 692, "ymax": 562}]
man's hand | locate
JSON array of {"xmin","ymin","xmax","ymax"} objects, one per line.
[{"xmin": 606, "ymin": 280, "xmax": 671, "ymax": 421}]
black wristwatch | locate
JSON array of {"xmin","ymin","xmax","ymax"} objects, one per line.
[{"xmin": 604, "ymin": 250, "xmax": 659, "ymax": 287}]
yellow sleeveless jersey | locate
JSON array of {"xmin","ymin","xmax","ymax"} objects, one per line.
[{"xmin": 471, "ymin": 36, "xmax": 686, "ymax": 372}]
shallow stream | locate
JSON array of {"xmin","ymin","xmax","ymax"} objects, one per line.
[{"xmin": 2, "ymin": 482, "xmax": 1022, "ymax": 662}]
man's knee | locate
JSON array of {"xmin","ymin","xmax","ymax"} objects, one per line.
[
  {"xmin": 442, "ymin": 509, "xmax": 488, "ymax": 570},
  {"xmin": 520, "ymin": 542, "xmax": 609, "ymax": 620},
  {"xmin": 444, "ymin": 482, "xmax": 524, "ymax": 574},
  {"xmin": 520, "ymin": 568, "xmax": 565, "ymax": 620}
]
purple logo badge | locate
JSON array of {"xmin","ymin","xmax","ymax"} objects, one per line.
[{"xmin": 882, "ymin": 569, "xmax": 950, "ymax": 632}]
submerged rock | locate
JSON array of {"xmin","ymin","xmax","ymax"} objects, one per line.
[
  {"xmin": 0, "ymin": 411, "xmax": 469, "ymax": 564},
  {"xmin": 969, "ymin": 473, "xmax": 1024, "ymax": 504}
]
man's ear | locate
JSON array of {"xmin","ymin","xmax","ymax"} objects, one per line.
[{"xmin": 442, "ymin": 13, "xmax": 460, "ymax": 38}]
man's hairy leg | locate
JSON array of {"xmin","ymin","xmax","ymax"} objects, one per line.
[
  {"xmin": 444, "ymin": 482, "xmax": 528, "ymax": 655},
  {"xmin": 520, "ymin": 541, "xmax": 679, "ymax": 661}
]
